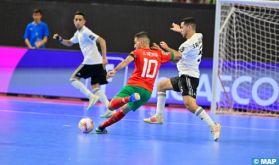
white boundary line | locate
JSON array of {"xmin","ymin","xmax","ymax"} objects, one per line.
[
  {"xmin": 1, "ymin": 109, "xmax": 278, "ymax": 133},
  {"xmin": 0, "ymin": 99, "xmax": 87, "ymax": 106}
]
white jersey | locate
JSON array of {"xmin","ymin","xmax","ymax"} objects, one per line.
[
  {"xmin": 70, "ymin": 26, "xmax": 102, "ymax": 65},
  {"xmin": 176, "ymin": 33, "xmax": 203, "ymax": 78}
]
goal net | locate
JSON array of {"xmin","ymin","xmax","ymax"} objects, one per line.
[{"xmin": 211, "ymin": 0, "xmax": 279, "ymax": 116}]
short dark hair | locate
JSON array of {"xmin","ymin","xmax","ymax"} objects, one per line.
[
  {"xmin": 33, "ymin": 8, "xmax": 42, "ymax": 14},
  {"xmin": 75, "ymin": 11, "xmax": 86, "ymax": 19},
  {"xmin": 182, "ymin": 17, "xmax": 196, "ymax": 24},
  {"xmin": 182, "ymin": 17, "xmax": 196, "ymax": 29},
  {"xmin": 134, "ymin": 31, "xmax": 149, "ymax": 39}
]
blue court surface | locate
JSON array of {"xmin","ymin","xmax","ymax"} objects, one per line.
[{"xmin": 0, "ymin": 96, "xmax": 278, "ymax": 165}]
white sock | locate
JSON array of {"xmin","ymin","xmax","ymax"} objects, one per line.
[
  {"xmin": 195, "ymin": 107, "xmax": 215, "ymax": 128},
  {"xmin": 71, "ymin": 80, "xmax": 93, "ymax": 98},
  {"xmin": 155, "ymin": 92, "xmax": 166, "ymax": 117},
  {"xmin": 93, "ymin": 88, "xmax": 109, "ymax": 107}
]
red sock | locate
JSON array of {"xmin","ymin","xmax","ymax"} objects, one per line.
[
  {"xmin": 109, "ymin": 97, "xmax": 130, "ymax": 110},
  {"xmin": 99, "ymin": 110, "xmax": 125, "ymax": 129}
]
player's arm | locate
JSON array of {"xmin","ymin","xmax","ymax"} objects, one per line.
[
  {"xmin": 159, "ymin": 41, "xmax": 181, "ymax": 61},
  {"xmin": 96, "ymin": 36, "xmax": 108, "ymax": 66},
  {"xmin": 151, "ymin": 43, "xmax": 163, "ymax": 51},
  {"xmin": 107, "ymin": 55, "xmax": 134, "ymax": 78},
  {"xmin": 170, "ymin": 23, "xmax": 183, "ymax": 35},
  {"xmin": 53, "ymin": 33, "xmax": 74, "ymax": 47}
]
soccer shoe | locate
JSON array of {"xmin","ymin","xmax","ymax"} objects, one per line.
[
  {"xmin": 211, "ymin": 123, "xmax": 221, "ymax": 141},
  {"xmin": 129, "ymin": 93, "xmax": 141, "ymax": 102},
  {"xmin": 143, "ymin": 115, "xmax": 164, "ymax": 124},
  {"xmin": 100, "ymin": 110, "xmax": 116, "ymax": 118},
  {"xmin": 95, "ymin": 127, "xmax": 108, "ymax": 134},
  {"xmin": 87, "ymin": 95, "xmax": 99, "ymax": 110}
]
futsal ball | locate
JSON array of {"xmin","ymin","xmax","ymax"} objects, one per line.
[{"xmin": 78, "ymin": 117, "xmax": 94, "ymax": 133}]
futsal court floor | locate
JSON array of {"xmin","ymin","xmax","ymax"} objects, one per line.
[{"xmin": 0, "ymin": 95, "xmax": 278, "ymax": 165}]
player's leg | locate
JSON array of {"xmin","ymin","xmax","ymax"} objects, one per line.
[
  {"xmin": 70, "ymin": 65, "xmax": 98, "ymax": 109},
  {"xmin": 108, "ymin": 93, "xmax": 140, "ymax": 110},
  {"xmin": 108, "ymin": 86, "xmax": 141, "ymax": 110},
  {"xmin": 183, "ymin": 96, "xmax": 221, "ymax": 141},
  {"xmin": 95, "ymin": 104, "xmax": 131, "ymax": 134},
  {"xmin": 144, "ymin": 77, "xmax": 179, "ymax": 124},
  {"xmin": 96, "ymin": 86, "xmax": 151, "ymax": 134},
  {"xmin": 91, "ymin": 83, "xmax": 115, "ymax": 117},
  {"xmin": 181, "ymin": 75, "xmax": 221, "ymax": 141},
  {"xmin": 92, "ymin": 84, "xmax": 109, "ymax": 108},
  {"xmin": 183, "ymin": 95, "xmax": 215, "ymax": 126},
  {"xmin": 88, "ymin": 64, "xmax": 111, "ymax": 112},
  {"xmin": 95, "ymin": 86, "xmax": 140, "ymax": 133}
]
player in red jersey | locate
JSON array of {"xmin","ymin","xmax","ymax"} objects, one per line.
[{"xmin": 95, "ymin": 32, "xmax": 181, "ymax": 134}]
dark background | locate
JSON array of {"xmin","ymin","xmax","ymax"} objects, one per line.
[{"xmin": 0, "ymin": 0, "xmax": 215, "ymax": 57}]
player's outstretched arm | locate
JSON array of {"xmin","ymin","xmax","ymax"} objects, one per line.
[
  {"xmin": 151, "ymin": 43, "xmax": 163, "ymax": 51},
  {"xmin": 172, "ymin": 50, "xmax": 182, "ymax": 61},
  {"xmin": 97, "ymin": 37, "xmax": 108, "ymax": 66},
  {"xmin": 53, "ymin": 33, "xmax": 73, "ymax": 47},
  {"xmin": 107, "ymin": 55, "xmax": 134, "ymax": 78},
  {"xmin": 114, "ymin": 55, "xmax": 134, "ymax": 72},
  {"xmin": 160, "ymin": 41, "xmax": 181, "ymax": 61},
  {"xmin": 170, "ymin": 23, "xmax": 183, "ymax": 34}
]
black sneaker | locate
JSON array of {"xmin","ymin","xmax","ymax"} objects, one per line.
[{"xmin": 95, "ymin": 127, "xmax": 108, "ymax": 134}]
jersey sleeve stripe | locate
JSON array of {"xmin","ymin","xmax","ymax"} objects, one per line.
[
  {"xmin": 129, "ymin": 53, "xmax": 136, "ymax": 59},
  {"xmin": 171, "ymin": 52, "xmax": 175, "ymax": 61}
]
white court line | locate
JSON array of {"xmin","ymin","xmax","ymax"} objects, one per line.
[
  {"xmin": 0, "ymin": 109, "xmax": 279, "ymax": 133},
  {"xmin": 0, "ymin": 99, "xmax": 88, "ymax": 106},
  {"xmin": 0, "ymin": 109, "xmax": 85, "ymax": 118}
]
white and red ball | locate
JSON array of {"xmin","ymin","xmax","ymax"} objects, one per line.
[{"xmin": 78, "ymin": 117, "xmax": 94, "ymax": 133}]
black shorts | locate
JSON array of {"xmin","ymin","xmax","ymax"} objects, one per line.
[
  {"xmin": 71, "ymin": 64, "xmax": 108, "ymax": 85},
  {"xmin": 170, "ymin": 75, "xmax": 199, "ymax": 98}
]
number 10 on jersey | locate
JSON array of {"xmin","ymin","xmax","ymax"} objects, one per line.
[{"xmin": 141, "ymin": 58, "xmax": 158, "ymax": 78}]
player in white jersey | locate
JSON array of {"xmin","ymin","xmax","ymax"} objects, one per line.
[
  {"xmin": 53, "ymin": 11, "xmax": 115, "ymax": 118},
  {"xmin": 144, "ymin": 17, "xmax": 221, "ymax": 141}
]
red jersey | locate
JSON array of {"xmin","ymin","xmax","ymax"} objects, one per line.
[{"xmin": 127, "ymin": 48, "xmax": 173, "ymax": 92}]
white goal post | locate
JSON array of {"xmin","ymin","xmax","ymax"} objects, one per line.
[{"xmin": 211, "ymin": 0, "xmax": 279, "ymax": 116}]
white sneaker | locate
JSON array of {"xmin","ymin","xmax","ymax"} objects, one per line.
[
  {"xmin": 211, "ymin": 123, "xmax": 221, "ymax": 141},
  {"xmin": 87, "ymin": 95, "xmax": 99, "ymax": 110},
  {"xmin": 100, "ymin": 110, "xmax": 116, "ymax": 118},
  {"xmin": 143, "ymin": 115, "xmax": 164, "ymax": 124}
]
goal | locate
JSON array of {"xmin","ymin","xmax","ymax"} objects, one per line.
[{"xmin": 211, "ymin": 0, "xmax": 279, "ymax": 116}]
